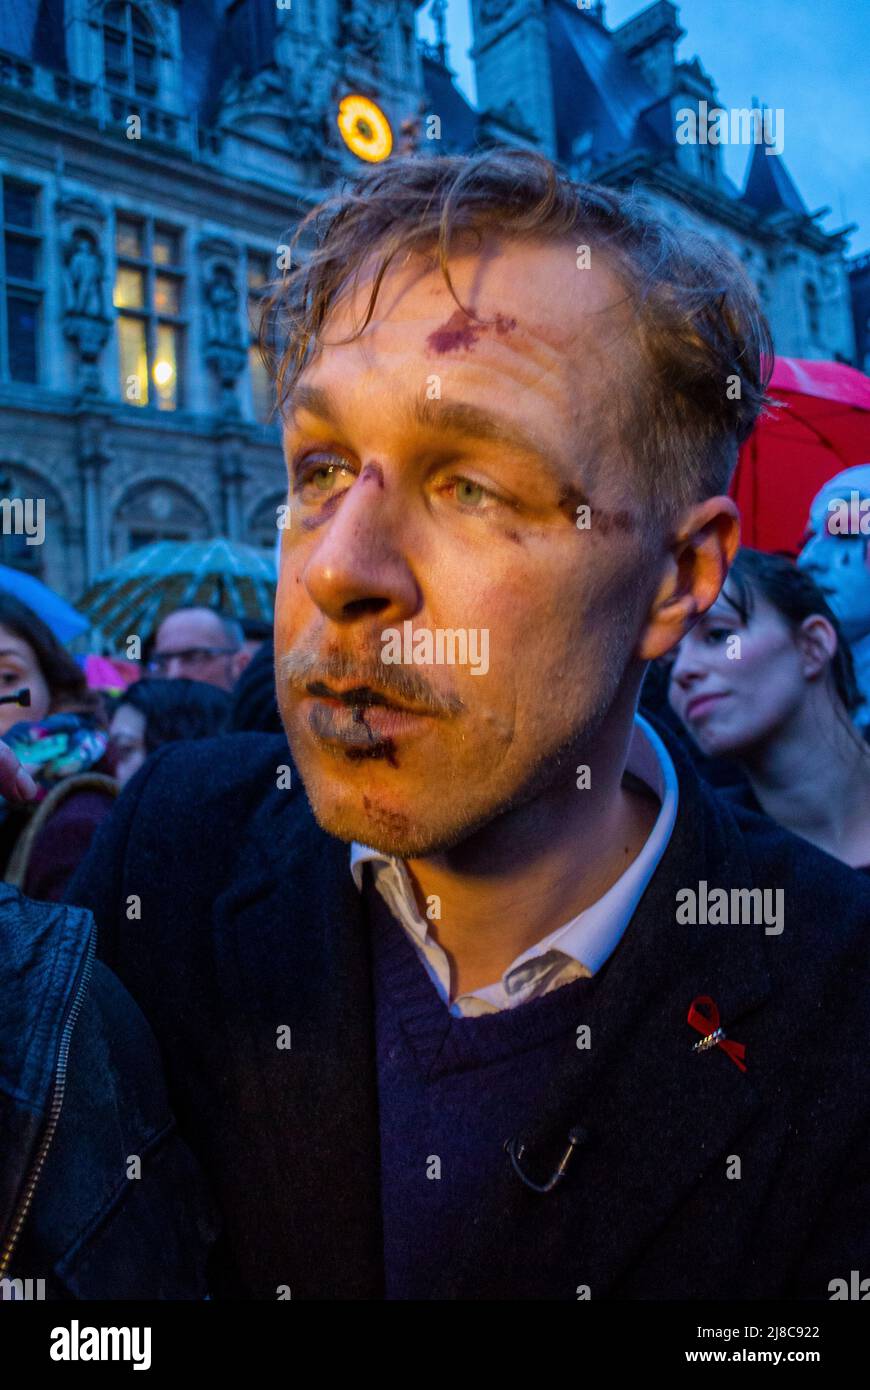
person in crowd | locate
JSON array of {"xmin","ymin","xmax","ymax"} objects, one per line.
[
  {"xmin": 0, "ymin": 743, "xmax": 218, "ymax": 1299},
  {"xmin": 236, "ymin": 617, "xmax": 274, "ymax": 679},
  {"xmin": 107, "ymin": 678, "xmax": 231, "ymax": 787},
  {"xmin": 147, "ymin": 606, "xmax": 244, "ymax": 690},
  {"xmin": 41, "ymin": 150, "xmax": 870, "ymax": 1300},
  {"xmin": 669, "ymin": 547, "xmax": 870, "ymax": 872},
  {"xmin": 0, "ymin": 594, "xmax": 116, "ymax": 902},
  {"xmin": 226, "ymin": 635, "xmax": 282, "ymax": 735},
  {"xmin": 798, "ymin": 463, "xmax": 870, "ymax": 732},
  {"xmin": 639, "ymin": 650, "xmax": 747, "ymax": 791}
]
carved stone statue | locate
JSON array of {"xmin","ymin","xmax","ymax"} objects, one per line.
[
  {"xmin": 341, "ymin": 0, "xmax": 384, "ymax": 56},
  {"xmin": 204, "ymin": 264, "xmax": 241, "ymax": 346},
  {"xmin": 61, "ymin": 226, "xmax": 109, "ymax": 397},
  {"xmin": 202, "ymin": 259, "xmax": 246, "ymax": 416},
  {"xmin": 65, "ymin": 231, "xmax": 104, "ymax": 317}
]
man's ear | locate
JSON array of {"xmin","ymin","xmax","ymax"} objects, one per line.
[{"xmin": 637, "ymin": 497, "xmax": 740, "ymax": 661}]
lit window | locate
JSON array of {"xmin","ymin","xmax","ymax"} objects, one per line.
[
  {"xmin": 1, "ymin": 179, "xmax": 41, "ymax": 383},
  {"xmin": 154, "ymin": 275, "xmax": 180, "ymax": 315},
  {"xmin": 113, "ymin": 265, "xmax": 144, "ymax": 309},
  {"xmin": 153, "ymin": 228, "xmax": 180, "ymax": 266},
  {"xmin": 118, "ymin": 316, "xmax": 148, "ymax": 405},
  {"xmin": 103, "ymin": 2, "xmax": 158, "ymax": 99},
  {"xmin": 114, "ymin": 215, "xmax": 184, "ymax": 409},
  {"xmin": 154, "ymin": 322, "xmax": 179, "ymax": 409},
  {"xmin": 116, "ymin": 217, "xmax": 143, "ymax": 259}
]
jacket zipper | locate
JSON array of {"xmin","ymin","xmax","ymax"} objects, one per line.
[{"xmin": 0, "ymin": 919, "xmax": 96, "ymax": 1281}]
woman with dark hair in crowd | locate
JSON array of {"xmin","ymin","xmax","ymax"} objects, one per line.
[
  {"xmin": 669, "ymin": 547, "xmax": 870, "ymax": 872},
  {"xmin": 108, "ymin": 677, "xmax": 231, "ymax": 786},
  {"xmin": 0, "ymin": 592, "xmax": 116, "ymax": 901}
]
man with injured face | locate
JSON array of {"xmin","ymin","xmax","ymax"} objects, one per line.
[{"xmin": 39, "ymin": 151, "xmax": 870, "ymax": 1301}]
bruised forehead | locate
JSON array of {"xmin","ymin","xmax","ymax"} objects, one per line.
[
  {"xmin": 320, "ymin": 234, "xmax": 634, "ymax": 357},
  {"xmin": 295, "ymin": 236, "xmax": 641, "ymax": 500}
]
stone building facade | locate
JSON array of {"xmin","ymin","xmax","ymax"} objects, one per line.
[
  {"xmin": 470, "ymin": 1, "xmax": 856, "ymax": 365},
  {"xmin": 0, "ymin": 0, "xmax": 860, "ymax": 608},
  {"xmin": 849, "ymin": 252, "xmax": 870, "ymax": 375},
  {"xmin": 0, "ymin": 0, "xmax": 435, "ymax": 603}
]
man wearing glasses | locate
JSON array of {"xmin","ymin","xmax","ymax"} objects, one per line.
[{"xmin": 147, "ymin": 607, "xmax": 244, "ymax": 691}]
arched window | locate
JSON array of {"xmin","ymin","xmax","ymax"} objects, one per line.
[
  {"xmin": 804, "ymin": 281, "xmax": 821, "ymax": 342},
  {"xmin": 103, "ymin": 2, "xmax": 157, "ymax": 98},
  {"xmin": 0, "ymin": 463, "xmax": 68, "ymax": 584},
  {"xmin": 111, "ymin": 481, "xmax": 210, "ymax": 561}
]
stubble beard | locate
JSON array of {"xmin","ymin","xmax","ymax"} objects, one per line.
[{"xmin": 293, "ymin": 655, "xmax": 635, "ymax": 859}]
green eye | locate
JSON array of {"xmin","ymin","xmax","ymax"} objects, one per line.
[
  {"xmin": 312, "ymin": 466, "xmax": 338, "ymax": 491},
  {"xmin": 454, "ymin": 478, "xmax": 486, "ymax": 506},
  {"xmin": 295, "ymin": 456, "xmax": 354, "ymax": 501}
]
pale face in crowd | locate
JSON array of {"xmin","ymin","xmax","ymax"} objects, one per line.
[
  {"xmin": 669, "ymin": 589, "xmax": 822, "ymax": 758},
  {"xmin": 0, "ymin": 624, "xmax": 51, "ymax": 736},
  {"xmin": 274, "ymin": 235, "xmax": 700, "ymax": 858},
  {"xmin": 107, "ymin": 702, "xmax": 147, "ymax": 787},
  {"xmin": 798, "ymin": 465, "xmax": 870, "ymax": 644},
  {"xmin": 152, "ymin": 609, "xmax": 240, "ymax": 690}
]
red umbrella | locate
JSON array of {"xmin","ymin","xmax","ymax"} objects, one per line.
[{"xmin": 730, "ymin": 357, "xmax": 870, "ymax": 556}]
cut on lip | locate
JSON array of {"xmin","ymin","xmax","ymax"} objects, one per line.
[{"xmin": 307, "ymin": 682, "xmax": 425, "ymax": 716}]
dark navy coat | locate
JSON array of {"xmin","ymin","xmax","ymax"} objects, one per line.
[{"xmin": 60, "ymin": 725, "xmax": 870, "ymax": 1300}]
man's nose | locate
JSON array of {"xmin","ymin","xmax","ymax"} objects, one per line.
[
  {"xmin": 165, "ymin": 656, "xmax": 187, "ymax": 679},
  {"xmin": 300, "ymin": 469, "xmax": 420, "ymax": 625}
]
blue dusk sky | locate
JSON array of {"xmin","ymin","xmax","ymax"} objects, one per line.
[{"xmin": 417, "ymin": 0, "xmax": 870, "ymax": 256}]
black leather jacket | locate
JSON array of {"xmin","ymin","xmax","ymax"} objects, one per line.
[{"xmin": 0, "ymin": 883, "xmax": 219, "ymax": 1299}]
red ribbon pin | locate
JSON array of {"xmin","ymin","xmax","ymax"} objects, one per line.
[{"xmin": 687, "ymin": 995, "xmax": 746, "ymax": 1073}]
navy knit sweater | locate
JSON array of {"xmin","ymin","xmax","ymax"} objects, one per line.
[
  {"xmin": 367, "ymin": 871, "xmax": 602, "ymax": 1300},
  {"xmin": 63, "ymin": 728, "xmax": 870, "ymax": 1299}
]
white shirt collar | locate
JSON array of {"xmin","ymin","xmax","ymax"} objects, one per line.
[{"xmin": 350, "ymin": 713, "xmax": 678, "ymax": 990}]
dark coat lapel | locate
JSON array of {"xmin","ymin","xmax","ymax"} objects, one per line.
[
  {"xmin": 207, "ymin": 732, "xmax": 771, "ymax": 1300},
  {"xmin": 428, "ymin": 744, "xmax": 772, "ymax": 1299},
  {"xmin": 210, "ymin": 787, "xmax": 383, "ymax": 1299}
]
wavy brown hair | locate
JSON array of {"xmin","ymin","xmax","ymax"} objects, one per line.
[{"xmin": 259, "ymin": 147, "xmax": 774, "ymax": 526}]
